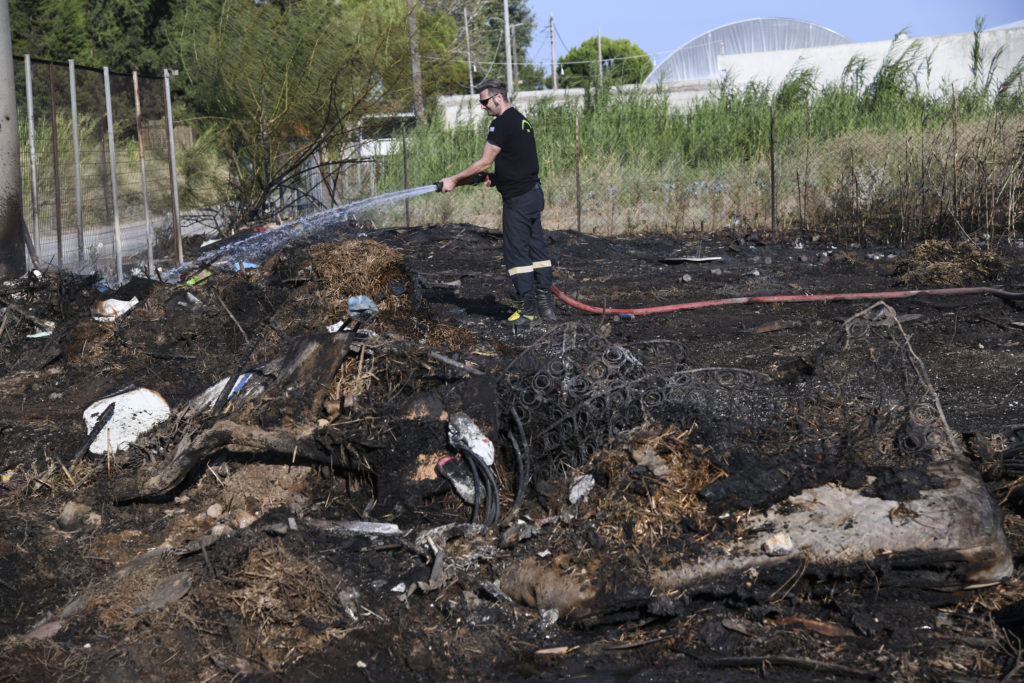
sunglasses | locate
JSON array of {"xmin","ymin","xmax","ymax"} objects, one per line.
[{"xmin": 479, "ymin": 93, "xmax": 498, "ymax": 106}]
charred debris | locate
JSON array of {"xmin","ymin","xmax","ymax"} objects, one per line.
[{"xmin": 2, "ymin": 224, "xmax": 1024, "ymax": 679}]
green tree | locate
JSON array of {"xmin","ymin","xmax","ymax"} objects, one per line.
[
  {"xmin": 85, "ymin": 0, "xmax": 180, "ymax": 72},
  {"xmin": 558, "ymin": 36, "xmax": 652, "ymax": 88},
  {"xmin": 174, "ymin": 0, "xmax": 441, "ymax": 227},
  {"xmin": 429, "ymin": 0, "xmax": 538, "ymax": 93},
  {"xmin": 10, "ymin": 0, "xmax": 180, "ymax": 71},
  {"xmin": 392, "ymin": 5, "xmax": 464, "ymax": 106},
  {"xmin": 9, "ymin": 0, "xmax": 90, "ymax": 62}
]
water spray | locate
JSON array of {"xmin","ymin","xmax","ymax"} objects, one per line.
[
  {"xmin": 160, "ymin": 178, "xmax": 476, "ymax": 283},
  {"xmin": 159, "ymin": 170, "xmax": 497, "ymax": 284}
]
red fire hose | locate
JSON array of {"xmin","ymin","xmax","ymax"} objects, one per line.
[{"xmin": 550, "ymin": 284, "xmax": 1024, "ymax": 316}]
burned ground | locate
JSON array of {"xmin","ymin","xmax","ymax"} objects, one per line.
[{"xmin": 1, "ymin": 221, "xmax": 1024, "ymax": 681}]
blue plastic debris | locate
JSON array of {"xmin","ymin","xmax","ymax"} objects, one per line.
[
  {"xmin": 227, "ymin": 373, "xmax": 253, "ymax": 402},
  {"xmin": 347, "ymin": 295, "xmax": 379, "ymax": 319},
  {"xmin": 233, "ymin": 262, "xmax": 258, "ymax": 271}
]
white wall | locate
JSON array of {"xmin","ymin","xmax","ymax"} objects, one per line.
[{"xmin": 436, "ymin": 79, "xmax": 721, "ymax": 128}]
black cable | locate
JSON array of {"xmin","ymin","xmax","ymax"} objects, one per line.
[
  {"xmin": 505, "ymin": 433, "xmax": 526, "ymax": 521},
  {"xmin": 463, "ymin": 454, "xmax": 482, "ymax": 525},
  {"xmin": 512, "ymin": 409, "xmax": 532, "ymax": 496},
  {"xmin": 464, "ymin": 449, "xmax": 499, "ymax": 526},
  {"xmin": 481, "ymin": 459, "xmax": 500, "ymax": 525},
  {"xmin": 468, "ymin": 451, "xmax": 493, "ymax": 525}
]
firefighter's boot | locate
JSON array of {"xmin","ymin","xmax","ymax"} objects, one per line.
[{"xmin": 536, "ymin": 289, "xmax": 557, "ymax": 322}]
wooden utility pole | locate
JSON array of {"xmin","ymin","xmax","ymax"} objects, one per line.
[
  {"xmin": 550, "ymin": 13, "xmax": 558, "ymax": 89},
  {"xmin": 0, "ymin": 0, "xmax": 26, "ymax": 276},
  {"xmin": 406, "ymin": 0, "xmax": 424, "ymax": 119}
]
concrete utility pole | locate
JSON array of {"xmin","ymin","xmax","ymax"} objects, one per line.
[
  {"xmin": 597, "ymin": 29, "xmax": 603, "ymax": 88},
  {"xmin": 510, "ymin": 23, "xmax": 520, "ymax": 89},
  {"xmin": 550, "ymin": 13, "xmax": 558, "ymax": 90},
  {"xmin": 464, "ymin": 7, "xmax": 473, "ymax": 94},
  {"xmin": 502, "ymin": 0, "xmax": 513, "ymax": 97},
  {"xmin": 406, "ymin": 0, "xmax": 424, "ymax": 119},
  {"xmin": 0, "ymin": 0, "xmax": 26, "ymax": 276}
]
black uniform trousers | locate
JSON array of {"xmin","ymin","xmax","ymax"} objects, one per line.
[{"xmin": 502, "ymin": 184, "xmax": 552, "ymax": 300}]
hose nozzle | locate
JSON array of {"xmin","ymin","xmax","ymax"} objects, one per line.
[{"xmin": 435, "ymin": 172, "xmax": 489, "ymax": 192}]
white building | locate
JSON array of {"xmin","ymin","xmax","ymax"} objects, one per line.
[{"xmin": 438, "ymin": 18, "xmax": 1024, "ymax": 126}]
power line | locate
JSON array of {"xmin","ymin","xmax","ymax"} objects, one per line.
[
  {"xmin": 553, "ymin": 25, "xmax": 572, "ymax": 53},
  {"xmin": 420, "ymin": 50, "xmax": 664, "ymax": 69}
]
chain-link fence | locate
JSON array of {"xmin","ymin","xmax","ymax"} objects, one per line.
[
  {"xmin": 16, "ymin": 57, "xmax": 188, "ymax": 282},
  {"xmin": 368, "ymin": 94, "xmax": 1024, "ymax": 246},
  {"xmin": 16, "ymin": 59, "xmax": 1022, "ymax": 286},
  {"xmin": 537, "ymin": 105, "xmax": 1024, "ymax": 245}
]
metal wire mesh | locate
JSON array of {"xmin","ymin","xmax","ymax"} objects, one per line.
[{"xmin": 16, "ymin": 58, "xmax": 183, "ymax": 279}]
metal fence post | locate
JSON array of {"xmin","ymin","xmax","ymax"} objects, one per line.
[
  {"xmin": 163, "ymin": 69, "xmax": 183, "ymax": 265},
  {"xmin": 102, "ymin": 67, "xmax": 122, "ymax": 282},
  {"xmin": 47, "ymin": 63, "xmax": 63, "ymax": 268},
  {"xmin": 402, "ymin": 124, "xmax": 409, "ymax": 227},
  {"xmin": 575, "ymin": 114, "xmax": 581, "ymax": 232},
  {"xmin": 952, "ymin": 92, "xmax": 959, "ymax": 230},
  {"xmin": 69, "ymin": 59, "xmax": 84, "ymax": 263},
  {"xmin": 769, "ymin": 103, "xmax": 777, "ymax": 234},
  {"xmin": 133, "ymin": 71, "xmax": 153, "ymax": 274},
  {"xmin": 24, "ymin": 55, "xmax": 40, "ymax": 251}
]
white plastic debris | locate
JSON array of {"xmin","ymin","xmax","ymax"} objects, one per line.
[
  {"xmin": 447, "ymin": 412, "xmax": 494, "ymax": 466},
  {"xmin": 303, "ymin": 519, "xmax": 401, "ymax": 536},
  {"xmin": 23, "ymin": 317, "xmax": 55, "ymax": 337},
  {"xmin": 83, "ymin": 388, "xmax": 171, "ymax": 455},
  {"xmin": 91, "ymin": 296, "xmax": 139, "ymax": 323},
  {"xmin": 191, "ymin": 372, "xmax": 262, "ymax": 412},
  {"xmin": 568, "ymin": 474, "xmax": 595, "ymax": 505},
  {"xmin": 761, "ymin": 531, "xmax": 795, "ymax": 556},
  {"xmin": 176, "ymin": 292, "xmax": 204, "ymax": 310}
]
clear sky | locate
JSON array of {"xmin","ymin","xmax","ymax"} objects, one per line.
[{"xmin": 523, "ymin": 0, "xmax": 1023, "ymax": 68}]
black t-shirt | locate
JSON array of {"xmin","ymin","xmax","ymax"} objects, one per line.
[{"xmin": 486, "ymin": 107, "xmax": 540, "ymax": 200}]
